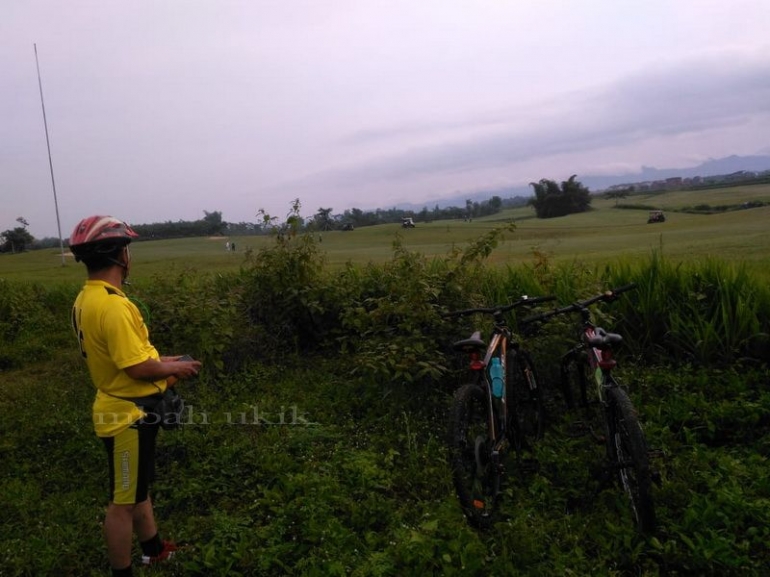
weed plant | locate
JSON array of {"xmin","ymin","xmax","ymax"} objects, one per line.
[{"xmin": 1, "ymin": 226, "xmax": 769, "ymax": 575}]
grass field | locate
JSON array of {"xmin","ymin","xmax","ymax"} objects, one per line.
[
  {"xmin": 2, "ymin": 184, "xmax": 770, "ymax": 574},
  {"xmin": 2, "ymin": 184, "xmax": 770, "ymax": 284}
]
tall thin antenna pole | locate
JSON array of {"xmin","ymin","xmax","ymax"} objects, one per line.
[{"xmin": 34, "ymin": 43, "xmax": 66, "ymax": 266}]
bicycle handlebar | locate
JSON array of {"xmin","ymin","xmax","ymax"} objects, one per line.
[
  {"xmin": 520, "ymin": 283, "xmax": 637, "ymax": 326},
  {"xmin": 442, "ymin": 294, "xmax": 557, "ymax": 319}
]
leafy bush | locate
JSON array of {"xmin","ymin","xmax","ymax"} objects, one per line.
[
  {"xmin": 130, "ymin": 268, "xmax": 242, "ymax": 376},
  {"xmin": 0, "ymin": 280, "xmax": 76, "ymax": 369},
  {"xmin": 336, "ymin": 227, "xmax": 517, "ymax": 392},
  {"xmin": 239, "ymin": 228, "xmax": 335, "ymax": 360},
  {"xmin": 2, "ymin": 234, "xmax": 770, "ymax": 574}
]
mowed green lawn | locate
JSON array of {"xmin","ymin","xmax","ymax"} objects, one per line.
[{"xmin": 2, "ymin": 184, "xmax": 769, "ymax": 283}]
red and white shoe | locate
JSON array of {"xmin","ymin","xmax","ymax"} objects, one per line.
[{"xmin": 141, "ymin": 540, "xmax": 178, "ymax": 565}]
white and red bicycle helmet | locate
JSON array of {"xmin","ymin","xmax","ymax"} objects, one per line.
[{"xmin": 69, "ymin": 215, "xmax": 138, "ymax": 261}]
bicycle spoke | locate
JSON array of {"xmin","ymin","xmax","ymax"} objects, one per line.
[{"xmin": 448, "ymin": 384, "xmax": 501, "ymax": 529}]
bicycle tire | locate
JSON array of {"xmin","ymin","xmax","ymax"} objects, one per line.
[
  {"xmin": 606, "ymin": 387, "xmax": 656, "ymax": 533},
  {"xmin": 448, "ymin": 383, "xmax": 500, "ymax": 529},
  {"xmin": 507, "ymin": 350, "xmax": 545, "ymax": 450}
]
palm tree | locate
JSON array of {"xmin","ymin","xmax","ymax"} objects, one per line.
[
  {"xmin": 528, "ymin": 175, "xmax": 591, "ymax": 218},
  {"xmin": 315, "ymin": 207, "xmax": 334, "ymax": 231}
]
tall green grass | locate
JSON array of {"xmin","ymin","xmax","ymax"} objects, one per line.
[
  {"xmin": 2, "ymin": 233, "xmax": 768, "ymax": 375},
  {"xmin": 607, "ymin": 252, "xmax": 770, "ymax": 364},
  {"xmin": 1, "ymin": 227, "xmax": 769, "ymax": 574}
]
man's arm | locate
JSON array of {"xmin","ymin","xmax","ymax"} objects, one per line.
[{"xmin": 124, "ymin": 357, "xmax": 202, "ymax": 383}]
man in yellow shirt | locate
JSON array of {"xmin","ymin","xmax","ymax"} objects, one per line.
[{"xmin": 69, "ymin": 216, "xmax": 202, "ymax": 577}]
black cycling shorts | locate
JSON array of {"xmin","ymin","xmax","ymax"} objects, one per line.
[{"xmin": 101, "ymin": 420, "xmax": 159, "ymax": 505}]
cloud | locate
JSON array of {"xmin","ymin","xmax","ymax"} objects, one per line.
[
  {"xmin": 285, "ymin": 49, "xmax": 770, "ymax": 193},
  {"xmin": 3, "ymin": 2, "xmax": 770, "ymax": 237}
]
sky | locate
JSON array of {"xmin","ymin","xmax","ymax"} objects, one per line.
[{"xmin": 2, "ymin": 0, "xmax": 770, "ymax": 239}]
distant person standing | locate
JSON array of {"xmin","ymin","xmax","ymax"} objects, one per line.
[
  {"xmin": 230, "ymin": 241, "xmax": 236, "ymax": 251},
  {"xmin": 225, "ymin": 241, "xmax": 230, "ymax": 251},
  {"xmin": 69, "ymin": 216, "xmax": 202, "ymax": 576}
]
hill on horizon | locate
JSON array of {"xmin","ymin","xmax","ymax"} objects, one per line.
[{"xmin": 390, "ymin": 154, "xmax": 770, "ymax": 211}]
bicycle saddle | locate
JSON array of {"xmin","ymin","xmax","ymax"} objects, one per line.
[{"xmin": 453, "ymin": 331, "xmax": 486, "ymax": 351}]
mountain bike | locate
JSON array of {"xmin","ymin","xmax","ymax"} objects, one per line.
[
  {"xmin": 521, "ymin": 283, "xmax": 657, "ymax": 533},
  {"xmin": 444, "ymin": 294, "xmax": 555, "ymax": 529}
]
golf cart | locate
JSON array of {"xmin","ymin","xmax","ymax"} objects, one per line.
[{"xmin": 647, "ymin": 210, "xmax": 666, "ymax": 224}]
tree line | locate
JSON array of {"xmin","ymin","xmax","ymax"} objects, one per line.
[
  {"xmin": 2, "ymin": 176, "xmax": 594, "ymax": 252},
  {"xmin": 306, "ymin": 195, "xmax": 506, "ymax": 232}
]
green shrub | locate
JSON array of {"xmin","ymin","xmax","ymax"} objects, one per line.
[
  {"xmin": 130, "ymin": 268, "xmax": 242, "ymax": 376},
  {"xmin": 0, "ymin": 280, "xmax": 77, "ymax": 369},
  {"xmin": 2, "ymin": 235, "xmax": 770, "ymax": 574}
]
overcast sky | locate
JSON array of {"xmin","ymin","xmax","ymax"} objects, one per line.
[{"xmin": 2, "ymin": 0, "xmax": 769, "ymax": 239}]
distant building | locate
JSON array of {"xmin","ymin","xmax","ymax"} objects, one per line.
[{"xmin": 594, "ymin": 167, "xmax": 768, "ymax": 196}]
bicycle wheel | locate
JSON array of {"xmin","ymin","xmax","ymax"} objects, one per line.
[
  {"xmin": 507, "ymin": 349, "xmax": 544, "ymax": 450},
  {"xmin": 448, "ymin": 383, "xmax": 500, "ymax": 529},
  {"xmin": 606, "ymin": 386, "xmax": 656, "ymax": 533}
]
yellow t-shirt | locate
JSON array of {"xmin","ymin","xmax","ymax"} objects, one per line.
[{"xmin": 72, "ymin": 280, "xmax": 167, "ymax": 437}]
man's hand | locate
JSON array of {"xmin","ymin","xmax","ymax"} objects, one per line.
[
  {"xmin": 168, "ymin": 358, "xmax": 202, "ymax": 384},
  {"xmin": 125, "ymin": 356, "xmax": 202, "ymax": 384}
]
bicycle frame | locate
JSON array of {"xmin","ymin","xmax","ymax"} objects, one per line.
[
  {"xmin": 452, "ymin": 327, "xmax": 511, "ymax": 458},
  {"xmin": 523, "ymin": 284, "xmax": 635, "ymax": 410},
  {"xmin": 445, "ymin": 295, "xmax": 554, "ymax": 528},
  {"xmin": 481, "ymin": 330, "xmax": 510, "ymax": 452},
  {"xmin": 450, "ymin": 296, "xmax": 553, "ymax": 449},
  {"xmin": 581, "ymin": 314, "xmax": 621, "ymax": 405},
  {"xmin": 521, "ymin": 283, "xmax": 658, "ymax": 533}
]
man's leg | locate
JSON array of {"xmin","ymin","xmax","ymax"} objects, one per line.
[
  {"xmin": 104, "ymin": 502, "xmax": 135, "ymax": 569},
  {"xmin": 102, "ymin": 421, "xmax": 160, "ymax": 570},
  {"xmin": 132, "ymin": 496, "xmax": 158, "ymax": 541}
]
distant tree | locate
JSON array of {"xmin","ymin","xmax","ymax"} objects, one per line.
[
  {"xmin": 340, "ymin": 207, "xmax": 382, "ymax": 228},
  {"xmin": 488, "ymin": 195, "xmax": 502, "ymax": 213},
  {"xmin": 32, "ymin": 237, "xmax": 63, "ymax": 250},
  {"xmin": 314, "ymin": 207, "xmax": 334, "ymax": 231},
  {"xmin": 202, "ymin": 210, "xmax": 226, "ymax": 235},
  {"xmin": 528, "ymin": 175, "xmax": 591, "ymax": 218},
  {"xmin": 1, "ymin": 227, "xmax": 35, "ymax": 253},
  {"xmin": 226, "ymin": 221, "xmax": 260, "ymax": 235},
  {"xmin": 561, "ymin": 175, "xmax": 591, "ymax": 213},
  {"xmin": 603, "ymin": 189, "xmax": 630, "ymax": 207}
]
